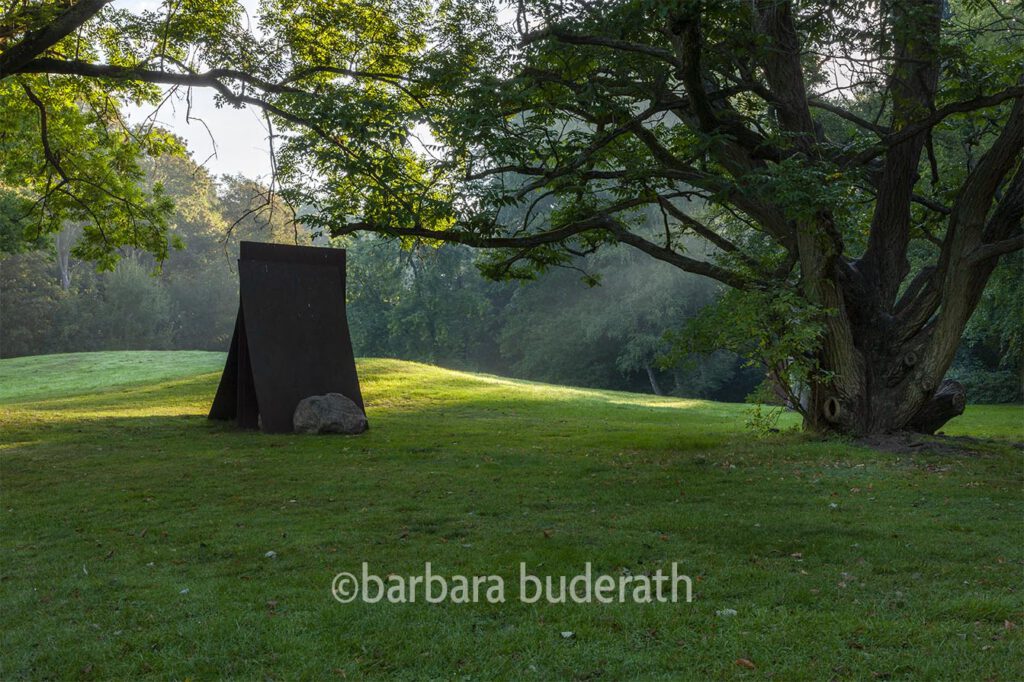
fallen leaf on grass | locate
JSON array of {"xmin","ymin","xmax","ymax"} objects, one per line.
[{"xmin": 735, "ymin": 658, "xmax": 755, "ymax": 669}]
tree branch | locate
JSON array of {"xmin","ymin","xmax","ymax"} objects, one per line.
[
  {"xmin": 858, "ymin": 0, "xmax": 944, "ymax": 310},
  {"xmin": 754, "ymin": 0, "xmax": 818, "ymax": 152},
  {"xmin": 13, "ymin": 57, "xmax": 433, "ymax": 217},
  {"xmin": 966, "ymin": 235, "xmax": 1023, "ymax": 263},
  {"xmin": 846, "ymin": 86, "xmax": 1024, "ymax": 166},
  {"xmin": 963, "ymin": 162, "xmax": 1024, "ymax": 264},
  {"xmin": 14, "ymin": 57, "xmax": 306, "ymax": 95},
  {"xmin": 0, "ymin": 0, "xmax": 111, "ymax": 78},
  {"xmin": 655, "ymin": 196, "xmax": 757, "ymax": 268},
  {"xmin": 664, "ymin": 10, "xmax": 774, "ymax": 170},
  {"xmin": 337, "ymin": 214, "xmax": 608, "ymax": 249},
  {"xmin": 897, "ymin": 103, "xmax": 1023, "ymax": 342},
  {"xmin": 885, "ymin": 86, "xmax": 1024, "ymax": 149},
  {"xmin": 604, "ymin": 218, "xmax": 750, "ymax": 289},
  {"xmin": 519, "ymin": 26, "xmax": 678, "ymax": 65},
  {"xmin": 20, "ymin": 82, "xmax": 68, "ymax": 182},
  {"xmin": 807, "ymin": 98, "xmax": 888, "ymax": 135}
]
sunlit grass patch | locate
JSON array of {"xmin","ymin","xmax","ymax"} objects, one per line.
[{"xmin": 0, "ymin": 350, "xmax": 224, "ymax": 403}]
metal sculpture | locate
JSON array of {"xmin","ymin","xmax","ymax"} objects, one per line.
[{"xmin": 208, "ymin": 241, "xmax": 364, "ymax": 433}]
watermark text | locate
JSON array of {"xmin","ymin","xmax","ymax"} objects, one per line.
[{"xmin": 331, "ymin": 563, "xmax": 692, "ymax": 605}]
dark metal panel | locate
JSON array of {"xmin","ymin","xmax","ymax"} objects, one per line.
[
  {"xmin": 235, "ymin": 307, "xmax": 260, "ymax": 429},
  {"xmin": 208, "ymin": 309, "xmax": 240, "ymax": 421},
  {"xmin": 208, "ymin": 242, "xmax": 363, "ymax": 433},
  {"xmin": 240, "ymin": 241, "xmax": 346, "ymax": 268},
  {"xmin": 239, "ymin": 257, "xmax": 363, "ymax": 432}
]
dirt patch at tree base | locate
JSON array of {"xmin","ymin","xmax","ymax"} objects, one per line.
[{"xmin": 856, "ymin": 432, "xmax": 1022, "ymax": 457}]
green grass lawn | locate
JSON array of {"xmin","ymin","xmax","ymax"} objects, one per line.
[
  {"xmin": 1, "ymin": 352, "xmax": 1021, "ymax": 680},
  {"xmin": 0, "ymin": 350, "xmax": 225, "ymax": 403}
]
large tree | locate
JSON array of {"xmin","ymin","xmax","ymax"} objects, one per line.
[{"xmin": 310, "ymin": 0, "xmax": 1020, "ymax": 436}]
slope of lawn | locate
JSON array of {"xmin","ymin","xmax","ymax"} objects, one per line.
[
  {"xmin": 0, "ymin": 351, "xmax": 1021, "ymax": 680},
  {"xmin": 0, "ymin": 350, "xmax": 224, "ymax": 403}
]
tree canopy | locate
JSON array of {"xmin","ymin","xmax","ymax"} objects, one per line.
[{"xmin": 0, "ymin": 0, "xmax": 439, "ymax": 264}]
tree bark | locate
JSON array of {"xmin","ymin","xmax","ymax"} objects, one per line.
[
  {"xmin": 803, "ymin": 270, "xmax": 979, "ymax": 437},
  {"xmin": 908, "ymin": 380, "xmax": 966, "ymax": 434},
  {"xmin": 54, "ymin": 223, "xmax": 81, "ymax": 291},
  {"xmin": 798, "ymin": 251, "xmax": 965, "ymax": 436},
  {"xmin": 804, "ymin": 346, "xmax": 968, "ymax": 436},
  {"xmin": 645, "ymin": 365, "xmax": 664, "ymax": 396}
]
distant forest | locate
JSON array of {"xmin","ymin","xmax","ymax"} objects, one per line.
[{"xmin": 2, "ymin": 150, "xmax": 1019, "ymax": 403}]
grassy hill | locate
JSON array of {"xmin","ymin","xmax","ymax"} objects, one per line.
[
  {"xmin": 1, "ymin": 352, "xmax": 1021, "ymax": 679},
  {"xmin": 0, "ymin": 350, "xmax": 225, "ymax": 403}
]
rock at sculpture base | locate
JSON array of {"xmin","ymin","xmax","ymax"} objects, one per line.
[{"xmin": 293, "ymin": 393, "xmax": 368, "ymax": 435}]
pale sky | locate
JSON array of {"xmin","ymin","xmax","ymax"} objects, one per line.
[
  {"xmin": 116, "ymin": 0, "xmax": 274, "ymax": 180},
  {"xmin": 125, "ymin": 90, "xmax": 275, "ymax": 180}
]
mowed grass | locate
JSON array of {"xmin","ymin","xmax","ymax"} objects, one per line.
[
  {"xmin": 0, "ymin": 350, "xmax": 225, "ymax": 403},
  {"xmin": 0, "ymin": 352, "xmax": 1021, "ymax": 680}
]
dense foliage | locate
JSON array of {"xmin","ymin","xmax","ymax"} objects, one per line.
[
  {"xmin": 0, "ymin": 0, "xmax": 436, "ymax": 261},
  {"xmin": 0, "ymin": 148, "xmax": 759, "ymax": 399}
]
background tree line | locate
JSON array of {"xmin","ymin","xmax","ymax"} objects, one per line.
[
  {"xmin": 2, "ymin": 144, "xmax": 1018, "ymax": 404},
  {"xmin": 0, "ymin": 145, "xmax": 758, "ymax": 400}
]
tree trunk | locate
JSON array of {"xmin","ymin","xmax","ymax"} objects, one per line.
[
  {"xmin": 800, "ymin": 253, "xmax": 974, "ymax": 437},
  {"xmin": 54, "ymin": 222, "xmax": 81, "ymax": 291},
  {"xmin": 645, "ymin": 365, "xmax": 664, "ymax": 396},
  {"xmin": 908, "ymin": 380, "xmax": 966, "ymax": 434},
  {"xmin": 803, "ymin": 350, "xmax": 966, "ymax": 436}
]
